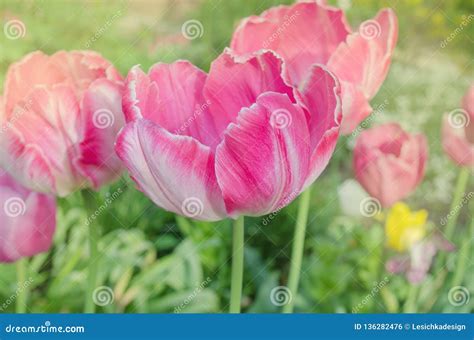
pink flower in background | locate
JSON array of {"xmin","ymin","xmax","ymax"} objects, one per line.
[
  {"xmin": 386, "ymin": 235, "xmax": 455, "ymax": 284},
  {"xmin": 230, "ymin": 0, "xmax": 398, "ymax": 134},
  {"xmin": 116, "ymin": 49, "xmax": 341, "ymax": 221},
  {"xmin": 442, "ymin": 84, "xmax": 474, "ymax": 167},
  {"xmin": 0, "ymin": 167, "xmax": 56, "ymax": 263},
  {"xmin": 353, "ymin": 123, "xmax": 427, "ymax": 208},
  {"xmin": 0, "ymin": 51, "xmax": 125, "ymax": 197}
]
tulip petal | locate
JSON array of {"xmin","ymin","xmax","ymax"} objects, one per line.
[
  {"xmin": 115, "ymin": 119, "xmax": 226, "ymax": 221},
  {"xmin": 231, "ymin": 1, "xmax": 351, "ymax": 84},
  {"xmin": 295, "ymin": 65, "xmax": 342, "ymax": 187},
  {"xmin": 0, "ymin": 169, "xmax": 56, "ymax": 263},
  {"xmin": 123, "ymin": 62, "xmax": 220, "ymax": 149},
  {"xmin": 442, "ymin": 115, "xmax": 474, "ymax": 167},
  {"xmin": 0, "ymin": 85, "xmax": 87, "ymax": 195},
  {"xmin": 327, "ymin": 8, "xmax": 398, "ymax": 99},
  {"xmin": 215, "ymin": 92, "xmax": 310, "ymax": 217},
  {"xmin": 204, "ymin": 49, "xmax": 295, "ymax": 136},
  {"xmin": 79, "ymin": 79, "xmax": 125, "ymax": 189},
  {"xmin": 327, "ymin": 9, "xmax": 397, "ymax": 134}
]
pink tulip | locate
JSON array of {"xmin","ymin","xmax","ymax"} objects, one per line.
[
  {"xmin": 230, "ymin": 1, "xmax": 398, "ymax": 134},
  {"xmin": 116, "ymin": 49, "xmax": 342, "ymax": 221},
  {"xmin": 0, "ymin": 51, "xmax": 125, "ymax": 197},
  {"xmin": 442, "ymin": 85, "xmax": 474, "ymax": 167},
  {"xmin": 353, "ymin": 123, "xmax": 427, "ymax": 208},
  {"xmin": 0, "ymin": 167, "xmax": 56, "ymax": 262}
]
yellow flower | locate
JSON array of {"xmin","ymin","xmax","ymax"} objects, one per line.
[{"xmin": 385, "ymin": 202, "xmax": 428, "ymax": 252}]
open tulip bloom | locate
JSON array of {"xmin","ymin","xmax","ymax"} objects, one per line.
[
  {"xmin": 0, "ymin": 50, "xmax": 125, "ymax": 313},
  {"xmin": 230, "ymin": 0, "xmax": 398, "ymax": 135},
  {"xmin": 116, "ymin": 48, "xmax": 342, "ymax": 312}
]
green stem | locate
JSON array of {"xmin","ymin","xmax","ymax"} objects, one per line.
[
  {"xmin": 451, "ymin": 203, "xmax": 474, "ymax": 287},
  {"xmin": 15, "ymin": 258, "xmax": 28, "ymax": 313},
  {"xmin": 282, "ymin": 187, "xmax": 311, "ymax": 313},
  {"xmin": 444, "ymin": 167, "xmax": 470, "ymax": 239},
  {"xmin": 229, "ymin": 216, "xmax": 245, "ymax": 313},
  {"xmin": 403, "ymin": 285, "xmax": 419, "ymax": 313},
  {"xmin": 82, "ymin": 190, "xmax": 100, "ymax": 313}
]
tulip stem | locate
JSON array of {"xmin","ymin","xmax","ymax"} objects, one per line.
[
  {"xmin": 444, "ymin": 167, "xmax": 470, "ymax": 240},
  {"xmin": 451, "ymin": 202, "xmax": 473, "ymax": 288},
  {"xmin": 283, "ymin": 187, "xmax": 311, "ymax": 313},
  {"xmin": 15, "ymin": 258, "xmax": 28, "ymax": 313},
  {"xmin": 82, "ymin": 190, "xmax": 100, "ymax": 313},
  {"xmin": 229, "ymin": 216, "xmax": 245, "ymax": 313}
]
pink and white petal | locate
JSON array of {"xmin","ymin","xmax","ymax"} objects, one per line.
[
  {"xmin": 231, "ymin": 1, "xmax": 351, "ymax": 84},
  {"xmin": 123, "ymin": 62, "xmax": 220, "ymax": 148},
  {"xmin": 294, "ymin": 65, "xmax": 342, "ymax": 187},
  {"xmin": 338, "ymin": 81, "xmax": 373, "ymax": 135},
  {"xmin": 204, "ymin": 49, "xmax": 294, "ymax": 136},
  {"xmin": 328, "ymin": 9, "xmax": 398, "ymax": 99},
  {"xmin": 442, "ymin": 115, "xmax": 474, "ymax": 167},
  {"xmin": 3, "ymin": 51, "xmax": 66, "ymax": 115},
  {"xmin": 11, "ymin": 193, "xmax": 56, "ymax": 260},
  {"xmin": 215, "ymin": 92, "xmax": 310, "ymax": 217},
  {"xmin": 0, "ymin": 85, "xmax": 85, "ymax": 195},
  {"xmin": 115, "ymin": 119, "xmax": 226, "ymax": 221},
  {"xmin": 79, "ymin": 78, "xmax": 125, "ymax": 189}
]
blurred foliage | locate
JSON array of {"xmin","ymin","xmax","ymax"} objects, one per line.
[{"xmin": 0, "ymin": 0, "xmax": 472, "ymax": 313}]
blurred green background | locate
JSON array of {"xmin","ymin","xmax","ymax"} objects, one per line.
[{"xmin": 0, "ymin": 0, "xmax": 472, "ymax": 313}]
